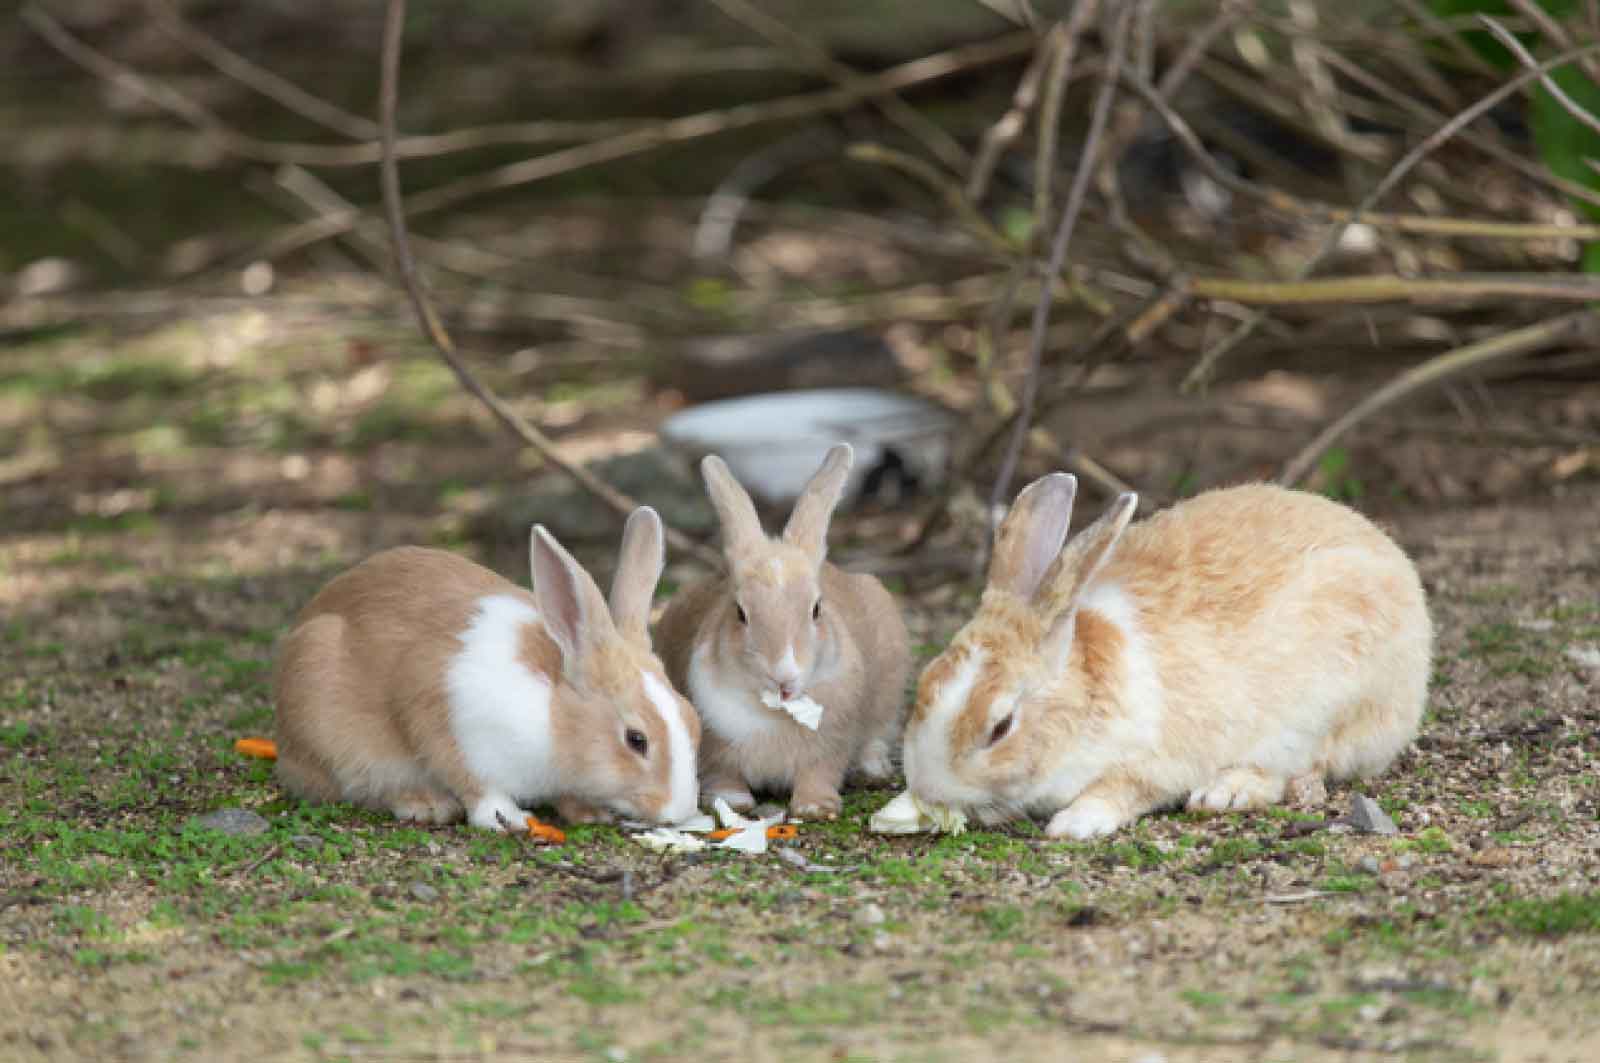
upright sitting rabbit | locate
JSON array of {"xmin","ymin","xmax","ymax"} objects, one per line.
[
  {"xmin": 902, "ymin": 475, "xmax": 1430, "ymax": 838},
  {"xmin": 273, "ymin": 507, "xmax": 701, "ymax": 830},
  {"xmin": 656, "ymin": 444, "xmax": 910, "ymax": 819}
]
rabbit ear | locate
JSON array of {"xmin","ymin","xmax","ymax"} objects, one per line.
[
  {"xmin": 986, "ymin": 472, "xmax": 1077, "ymax": 600},
  {"xmin": 782, "ymin": 443, "xmax": 853, "ymax": 560},
  {"xmin": 608, "ymin": 507, "xmax": 664, "ymax": 650},
  {"xmin": 530, "ymin": 525, "xmax": 616, "ymax": 671},
  {"xmin": 701, "ymin": 455, "xmax": 766, "ymax": 559},
  {"xmin": 1037, "ymin": 492, "xmax": 1138, "ymax": 666}
]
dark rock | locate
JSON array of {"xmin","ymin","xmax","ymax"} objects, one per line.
[{"xmin": 408, "ymin": 881, "xmax": 440, "ymax": 903}]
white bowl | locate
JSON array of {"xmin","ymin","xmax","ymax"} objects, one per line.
[{"xmin": 658, "ymin": 388, "xmax": 956, "ymax": 506}]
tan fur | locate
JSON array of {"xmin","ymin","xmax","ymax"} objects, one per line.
[
  {"xmin": 273, "ymin": 512, "xmax": 700, "ymax": 829},
  {"xmin": 655, "ymin": 444, "xmax": 911, "ymax": 818},
  {"xmin": 905, "ymin": 480, "xmax": 1432, "ymax": 837}
]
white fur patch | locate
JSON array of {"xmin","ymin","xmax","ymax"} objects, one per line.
[
  {"xmin": 446, "ymin": 594, "xmax": 556, "ymax": 805},
  {"xmin": 1046, "ymin": 796, "xmax": 1125, "ymax": 839},
  {"xmin": 688, "ymin": 643, "xmax": 780, "ymax": 745},
  {"xmin": 904, "ymin": 647, "xmax": 989, "ymax": 808},
  {"xmin": 642, "ymin": 669, "xmax": 700, "ymax": 823}
]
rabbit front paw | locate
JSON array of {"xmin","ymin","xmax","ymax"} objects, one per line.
[
  {"xmin": 789, "ymin": 789, "xmax": 842, "ymax": 821},
  {"xmin": 1046, "ymin": 796, "xmax": 1126, "ymax": 839},
  {"xmin": 1187, "ymin": 766, "xmax": 1286, "ymax": 813}
]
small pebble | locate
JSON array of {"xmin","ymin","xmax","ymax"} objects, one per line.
[
  {"xmin": 289, "ymin": 834, "xmax": 320, "ymax": 851},
  {"xmin": 408, "ymin": 882, "xmax": 440, "ymax": 903},
  {"xmin": 1348, "ymin": 794, "xmax": 1398, "ymax": 836},
  {"xmin": 604, "ymin": 1047, "xmax": 628, "ymax": 1063},
  {"xmin": 1359, "ymin": 855, "xmax": 1382, "ymax": 875},
  {"xmin": 858, "ymin": 903, "xmax": 886, "ymax": 926},
  {"xmin": 189, "ymin": 809, "xmax": 270, "ymax": 837}
]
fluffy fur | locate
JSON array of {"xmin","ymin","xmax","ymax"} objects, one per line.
[
  {"xmin": 655, "ymin": 444, "xmax": 911, "ymax": 819},
  {"xmin": 903, "ymin": 477, "xmax": 1431, "ymax": 838},
  {"xmin": 273, "ymin": 508, "xmax": 701, "ymax": 830}
]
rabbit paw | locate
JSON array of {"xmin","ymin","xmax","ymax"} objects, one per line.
[
  {"xmin": 1187, "ymin": 767, "xmax": 1286, "ymax": 813},
  {"xmin": 1284, "ymin": 771, "xmax": 1328, "ymax": 809},
  {"xmin": 468, "ymin": 793, "xmax": 527, "ymax": 832},
  {"xmin": 1046, "ymin": 797, "xmax": 1125, "ymax": 839},
  {"xmin": 705, "ymin": 785, "xmax": 756, "ymax": 813},
  {"xmin": 389, "ymin": 789, "xmax": 464, "ymax": 825},
  {"xmin": 555, "ymin": 796, "xmax": 615, "ymax": 825},
  {"xmin": 855, "ymin": 739, "xmax": 896, "ymax": 783},
  {"xmin": 790, "ymin": 790, "xmax": 842, "ymax": 821}
]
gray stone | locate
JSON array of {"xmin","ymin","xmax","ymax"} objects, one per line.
[
  {"xmin": 1348, "ymin": 794, "xmax": 1398, "ymax": 836},
  {"xmin": 408, "ymin": 882, "xmax": 440, "ymax": 903},
  {"xmin": 189, "ymin": 809, "xmax": 270, "ymax": 837},
  {"xmin": 289, "ymin": 834, "xmax": 321, "ymax": 850},
  {"xmin": 1359, "ymin": 855, "xmax": 1382, "ymax": 875},
  {"xmin": 857, "ymin": 902, "xmax": 886, "ymax": 926}
]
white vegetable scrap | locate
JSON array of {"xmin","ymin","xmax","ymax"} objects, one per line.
[
  {"xmin": 712, "ymin": 796, "xmax": 787, "ymax": 854},
  {"xmin": 869, "ymin": 790, "xmax": 968, "ymax": 835},
  {"xmin": 760, "ymin": 689, "xmax": 824, "ymax": 731},
  {"xmin": 632, "ymin": 828, "xmax": 707, "ymax": 853}
]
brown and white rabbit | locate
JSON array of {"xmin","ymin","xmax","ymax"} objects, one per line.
[
  {"xmin": 273, "ymin": 507, "xmax": 701, "ymax": 830},
  {"xmin": 902, "ymin": 475, "xmax": 1431, "ymax": 839},
  {"xmin": 655, "ymin": 444, "xmax": 910, "ymax": 820}
]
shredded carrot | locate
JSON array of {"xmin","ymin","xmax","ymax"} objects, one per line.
[
  {"xmin": 524, "ymin": 816, "xmax": 567, "ymax": 844},
  {"xmin": 707, "ymin": 827, "xmax": 737, "ymax": 840},
  {"xmin": 234, "ymin": 737, "xmax": 278, "ymax": 760}
]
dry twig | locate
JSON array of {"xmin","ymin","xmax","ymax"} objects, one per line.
[
  {"xmin": 376, "ymin": 0, "xmax": 719, "ymax": 566},
  {"xmin": 1181, "ymin": 38, "xmax": 1600, "ymax": 393},
  {"xmin": 991, "ymin": 2, "xmax": 1133, "ymax": 514},
  {"xmin": 1278, "ymin": 311, "xmax": 1597, "ymax": 487}
]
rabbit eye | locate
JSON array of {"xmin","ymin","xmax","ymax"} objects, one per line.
[
  {"xmin": 987, "ymin": 712, "xmax": 1014, "ymax": 747},
  {"xmin": 811, "ymin": 599, "xmax": 821, "ymax": 621},
  {"xmin": 625, "ymin": 729, "xmax": 649, "ymax": 756},
  {"xmin": 735, "ymin": 604, "xmax": 748, "ymax": 625}
]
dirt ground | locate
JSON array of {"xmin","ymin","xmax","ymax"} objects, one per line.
[{"xmin": 2, "ymin": 304, "xmax": 1599, "ymax": 1063}]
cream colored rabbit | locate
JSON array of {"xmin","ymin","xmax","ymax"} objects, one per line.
[
  {"xmin": 273, "ymin": 508, "xmax": 701, "ymax": 830},
  {"xmin": 656, "ymin": 444, "xmax": 910, "ymax": 820},
  {"xmin": 902, "ymin": 475, "xmax": 1430, "ymax": 838}
]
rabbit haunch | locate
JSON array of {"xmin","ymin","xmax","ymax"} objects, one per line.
[
  {"xmin": 903, "ymin": 479, "xmax": 1430, "ymax": 838},
  {"xmin": 273, "ymin": 514, "xmax": 701, "ymax": 830}
]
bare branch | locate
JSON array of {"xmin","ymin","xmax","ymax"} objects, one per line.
[
  {"xmin": 967, "ymin": 24, "xmax": 1061, "ymax": 205},
  {"xmin": 1278, "ymin": 312, "xmax": 1596, "ymax": 487},
  {"xmin": 705, "ymin": 0, "xmax": 971, "ymax": 176},
  {"xmin": 1181, "ymin": 37, "xmax": 1600, "ymax": 393},
  {"xmin": 237, "ymin": 32, "xmax": 1036, "ymax": 269},
  {"xmin": 376, "ymin": 0, "xmax": 719, "ymax": 567},
  {"xmin": 1034, "ymin": 1, "xmax": 1103, "ymax": 235},
  {"xmin": 991, "ymin": 2, "xmax": 1133, "ymax": 514},
  {"xmin": 1481, "ymin": 15, "xmax": 1600, "ymax": 140},
  {"xmin": 143, "ymin": 0, "xmax": 378, "ymax": 140}
]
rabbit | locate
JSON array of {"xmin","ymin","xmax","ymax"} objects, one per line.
[
  {"xmin": 901, "ymin": 474, "xmax": 1431, "ymax": 839},
  {"xmin": 655, "ymin": 443, "xmax": 911, "ymax": 820},
  {"xmin": 272, "ymin": 507, "xmax": 702, "ymax": 831}
]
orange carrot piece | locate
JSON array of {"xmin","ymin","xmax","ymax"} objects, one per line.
[
  {"xmin": 707, "ymin": 824, "xmax": 797, "ymax": 841},
  {"xmin": 524, "ymin": 816, "xmax": 566, "ymax": 844},
  {"xmin": 234, "ymin": 737, "xmax": 278, "ymax": 760}
]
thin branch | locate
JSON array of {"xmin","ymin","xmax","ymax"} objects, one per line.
[
  {"xmin": 1187, "ymin": 272, "xmax": 1600, "ymax": 305},
  {"xmin": 22, "ymin": 4, "xmax": 645, "ymax": 169},
  {"xmin": 991, "ymin": 2, "xmax": 1132, "ymax": 515},
  {"xmin": 1278, "ymin": 311, "xmax": 1596, "ymax": 487},
  {"xmin": 1180, "ymin": 38, "xmax": 1600, "ymax": 393},
  {"xmin": 237, "ymin": 32, "xmax": 1036, "ymax": 268},
  {"xmin": 704, "ymin": 0, "xmax": 971, "ymax": 176},
  {"xmin": 1034, "ymin": 1, "xmax": 1103, "ymax": 236},
  {"xmin": 967, "ymin": 23, "xmax": 1061, "ymax": 205},
  {"xmin": 1156, "ymin": 0, "xmax": 1254, "ymax": 99},
  {"xmin": 376, "ymin": 0, "xmax": 718, "ymax": 567},
  {"xmin": 144, "ymin": 0, "xmax": 378, "ymax": 140},
  {"xmin": 1482, "ymin": 15, "xmax": 1600, "ymax": 140}
]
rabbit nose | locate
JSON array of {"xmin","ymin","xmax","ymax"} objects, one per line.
[{"xmin": 778, "ymin": 681, "xmax": 798, "ymax": 701}]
